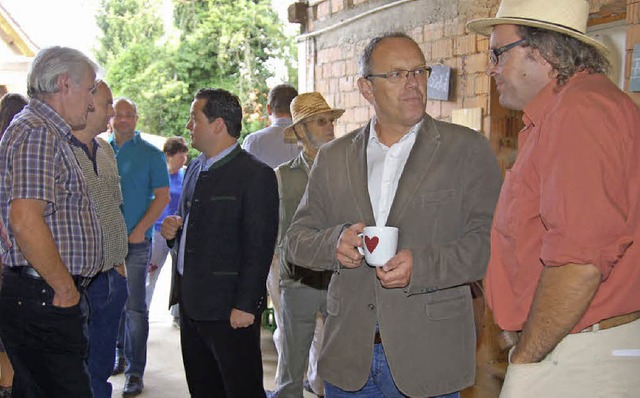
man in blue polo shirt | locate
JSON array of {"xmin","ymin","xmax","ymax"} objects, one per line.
[{"xmin": 108, "ymin": 97, "xmax": 170, "ymax": 396}]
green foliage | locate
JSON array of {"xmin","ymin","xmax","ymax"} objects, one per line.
[{"xmin": 95, "ymin": 0, "xmax": 297, "ymax": 142}]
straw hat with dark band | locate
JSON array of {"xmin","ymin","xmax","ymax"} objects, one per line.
[
  {"xmin": 466, "ymin": 0, "xmax": 608, "ymax": 55},
  {"xmin": 283, "ymin": 92, "xmax": 345, "ymax": 143}
]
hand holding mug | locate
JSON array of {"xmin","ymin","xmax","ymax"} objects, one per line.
[
  {"xmin": 336, "ymin": 222, "xmax": 365, "ymax": 268},
  {"xmin": 376, "ymin": 248, "xmax": 413, "ymax": 288}
]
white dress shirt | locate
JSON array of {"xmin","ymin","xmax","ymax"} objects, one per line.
[{"xmin": 367, "ymin": 117, "xmax": 423, "ymax": 226}]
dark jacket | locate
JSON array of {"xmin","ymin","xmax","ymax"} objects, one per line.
[{"xmin": 169, "ymin": 145, "xmax": 279, "ymax": 321}]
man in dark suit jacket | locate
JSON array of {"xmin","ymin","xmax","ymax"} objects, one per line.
[
  {"xmin": 161, "ymin": 88, "xmax": 278, "ymax": 397},
  {"xmin": 285, "ymin": 33, "xmax": 502, "ymax": 397}
]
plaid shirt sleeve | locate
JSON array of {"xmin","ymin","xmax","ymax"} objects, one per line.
[{"xmin": 0, "ymin": 219, "xmax": 11, "ymax": 254}]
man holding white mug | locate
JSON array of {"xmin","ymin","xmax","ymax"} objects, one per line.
[{"xmin": 285, "ymin": 32, "xmax": 502, "ymax": 397}]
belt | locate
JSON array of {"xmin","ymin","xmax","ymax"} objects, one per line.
[
  {"xmin": 374, "ymin": 331, "xmax": 382, "ymax": 345},
  {"xmin": 7, "ymin": 266, "xmax": 93, "ymax": 289},
  {"xmin": 498, "ymin": 310, "xmax": 640, "ymax": 350},
  {"xmin": 580, "ymin": 310, "xmax": 640, "ymax": 333}
]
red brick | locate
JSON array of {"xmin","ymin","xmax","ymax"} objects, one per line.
[
  {"xmin": 440, "ymin": 99, "xmax": 460, "ymax": 121},
  {"xmin": 331, "ymin": 0, "xmax": 344, "ymax": 13},
  {"xmin": 454, "ymin": 34, "xmax": 477, "ymax": 56},
  {"xmin": 346, "ymin": 60, "xmax": 358, "ymax": 76},
  {"xmin": 426, "ymin": 99, "xmax": 441, "ymax": 119},
  {"xmin": 331, "ymin": 60, "xmax": 346, "ymax": 77},
  {"xmin": 317, "ymin": 1, "xmax": 330, "ymax": 19},
  {"xmin": 475, "ymin": 73, "xmax": 491, "ymax": 95},
  {"xmin": 463, "ymin": 94, "xmax": 488, "ymax": 112},
  {"xmin": 463, "ymin": 74, "xmax": 476, "ymax": 98},
  {"xmin": 317, "ymin": 48, "xmax": 330, "ymax": 64},
  {"xmin": 316, "ymin": 79, "xmax": 329, "ymax": 93},
  {"xmin": 323, "ymin": 64, "xmax": 331, "ymax": 79},
  {"xmin": 465, "ymin": 52, "xmax": 490, "ymax": 74},
  {"xmin": 328, "ymin": 78, "xmax": 339, "ymax": 93},
  {"xmin": 339, "ymin": 76, "xmax": 353, "ymax": 91},
  {"xmin": 424, "ymin": 21, "xmax": 444, "ymax": 42},
  {"xmin": 408, "ymin": 26, "xmax": 424, "ymax": 43},
  {"xmin": 355, "ymin": 106, "xmax": 372, "ymax": 123},
  {"xmin": 444, "ymin": 18, "xmax": 465, "ymax": 37},
  {"xmin": 477, "ymin": 36, "xmax": 490, "ymax": 53},
  {"xmin": 344, "ymin": 91, "xmax": 360, "ymax": 108},
  {"xmin": 420, "ymin": 42, "xmax": 432, "ymax": 61},
  {"xmin": 432, "ymin": 38, "xmax": 453, "ymax": 60}
]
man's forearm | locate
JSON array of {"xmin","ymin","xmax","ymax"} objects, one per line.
[
  {"xmin": 512, "ymin": 263, "xmax": 600, "ymax": 363},
  {"xmin": 10, "ymin": 200, "xmax": 75, "ymax": 293},
  {"xmin": 130, "ymin": 188, "xmax": 170, "ymax": 238}
]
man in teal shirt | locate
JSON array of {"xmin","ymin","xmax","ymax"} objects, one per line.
[{"xmin": 108, "ymin": 97, "xmax": 170, "ymax": 396}]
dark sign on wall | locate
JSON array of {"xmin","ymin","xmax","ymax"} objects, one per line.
[
  {"xmin": 630, "ymin": 44, "xmax": 640, "ymax": 92},
  {"xmin": 427, "ymin": 65, "xmax": 451, "ymax": 101}
]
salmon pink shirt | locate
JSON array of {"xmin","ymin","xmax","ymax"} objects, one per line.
[{"xmin": 486, "ymin": 72, "xmax": 640, "ymax": 333}]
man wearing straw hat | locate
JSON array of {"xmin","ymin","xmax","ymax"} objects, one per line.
[
  {"xmin": 285, "ymin": 32, "xmax": 502, "ymax": 397},
  {"xmin": 467, "ymin": 0, "xmax": 640, "ymax": 396},
  {"xmin": 269, "ymin": 92, "xmax": 344, "ymax": 398}
]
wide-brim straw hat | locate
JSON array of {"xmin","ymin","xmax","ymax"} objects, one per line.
[
  {"xmin": 466, "ymin": 0, "xmax": 608, "ymax": 55},
  {"xmin": 283, "ymin": 92, "xmax": 345, "ymax": 143}
]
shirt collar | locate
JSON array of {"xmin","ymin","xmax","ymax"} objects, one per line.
[
  {"xmin": 367, "ymin": 115, "xmax": 423, "ymax": 148},
  {"xmin": 199, "ymin": 142, "xmax": 239, "ymax": 171},
  {"xmin": 289, "ymin": 151, "xmax": 312, "ymax": 173},
  {"xmin": 522, "ymin": 79, "xmax": 558, "ymax": 128},
  {"xmin": 272, "ymin": 117, "xmax": 293, "ymax": 127},
  {"xmin": 29, "ymin": 98, "xmax": 73, "ymax": 140}
]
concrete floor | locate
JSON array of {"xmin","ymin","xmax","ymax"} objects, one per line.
[{"xmin": 108, "ymin": 261, "xmax": 316, "ymax": 397}]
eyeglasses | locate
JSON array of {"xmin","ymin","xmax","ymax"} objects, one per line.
[
  {"xmin": 366, "ymin": 65, "xmax": 431, "ymax": 83},
  {"xmin": 304, "ymin": 115, "xmax": 335, "ymax": 127},
  {"xmin": 489, "ymin": 39, "xmax": 526, "ymax": 65},
  {"xmin": 114, "ymin": 113, "xmax": 136, "ymax": 119}
]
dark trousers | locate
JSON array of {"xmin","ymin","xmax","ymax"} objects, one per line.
[
  {"xmin": 180, "ymin": 303, "xmax": 266, "ymax": 398},
  {"xmin": 0, "ymin": 269, "xmax": 93, "ymax": 398}
]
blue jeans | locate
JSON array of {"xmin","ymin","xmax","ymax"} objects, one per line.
[
  {"xmin": 324, "ymin": 344, "xmax": 460, "ymax": 398},
  {"xmin": 87, "ymin": 268, "xmax": 129, "ymax": 398},
  {"xmin": 117, "ymin": 240, "xmax": 151, "ymax": 377}
]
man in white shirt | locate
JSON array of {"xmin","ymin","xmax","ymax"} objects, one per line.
[
  {"xmin": 242, "ymin": 84, "xmax": 300, "ymax": 168},
  {"xmin": 285, "ymin": 33, "xmax": 502, "ymax": 397}
]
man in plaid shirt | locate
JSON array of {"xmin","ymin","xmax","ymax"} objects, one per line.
[{"xmin": 0, "ymin": 46, "xmax": 103, "ymax": 398}]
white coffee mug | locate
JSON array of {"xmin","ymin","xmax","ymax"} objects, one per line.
[{"xmin": 357, "ymin": 226, "xmax": 398, "ymax": 267}]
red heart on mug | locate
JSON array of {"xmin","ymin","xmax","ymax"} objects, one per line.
[{"xmin": 365, "ymin": 236, "xmax": 379, "ymax": 253}]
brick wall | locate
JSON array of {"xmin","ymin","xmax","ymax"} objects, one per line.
[{"xmin": 298, "ymin": 0, "xmax": 636, "ymax": 137}]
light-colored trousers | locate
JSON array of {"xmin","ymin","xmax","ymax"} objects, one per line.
[
  {"xmin": 266, "ymin": 262, "xmax": 326, "ymax": 396},
  {"xmin": 500, "ymin": 318, "xmax": 640, "ymax": 398}
]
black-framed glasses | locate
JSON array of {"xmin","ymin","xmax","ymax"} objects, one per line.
[
  {"xmin": 366, "ymin": 65, "xmax": 431, "ymax": 83},
  {"xmin": 489, "ymin": 39, "xmax": 526, "ymax": 65}
]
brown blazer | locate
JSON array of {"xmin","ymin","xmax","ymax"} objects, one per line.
[{"xmin": 285, "ymin": 115, "xmax": 502, "ymax": 397}]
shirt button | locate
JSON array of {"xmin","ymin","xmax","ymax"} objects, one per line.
[{"xmin": 368, "ymin": 304, "xmax": 375, "ymax": 310}]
